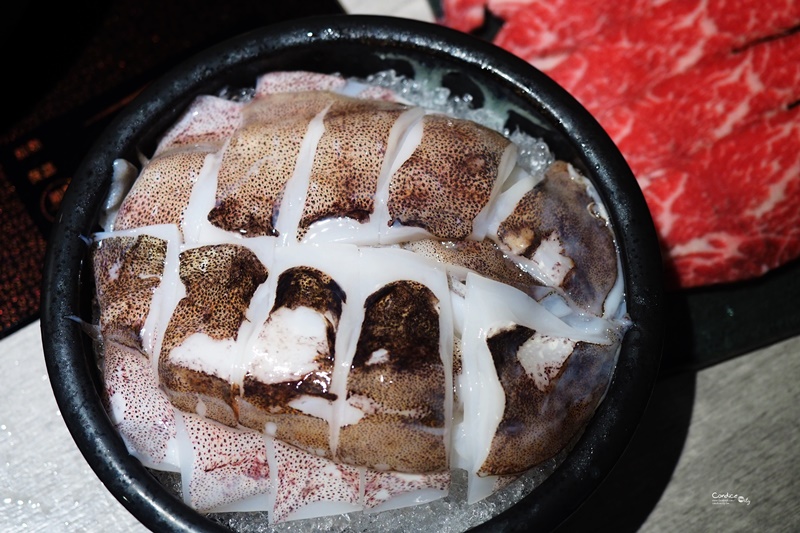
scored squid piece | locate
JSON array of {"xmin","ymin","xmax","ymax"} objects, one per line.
[
  {"xmin": 401, "ymin": 238, "xmax": 547, "ymax": 300},
  {"xmin": 298, "ymin": 95, "xmax": 424, "ymax": 244},
  {"xmin": 255, "ymin": 70, "xmax": 348, "ymax": 96},
  {"xmin": 159, "ymin": 244, "xmax": 268, "ymax": 427},
  {"xmin": 88, "ymin": 70, "xmax": 634, "ymax": 520},
  {"xmin": 206, "ymin": 92, "xmax": 332, "ymax": 238},
  {"xmin": 113, "ymin": 150, "xmax": 215, "ymax": 233},
  {"xmin": 103, "ymin": 340, "xmax": 180, "ymax": 471},
  {"xmin": 269, "ymin": 441, "xmax": 450, "ymax": 523},
  {"xmin": 93, "ymin": 228, "xmax": 183, "ymax": 470},
  {"xmin": 333, "ymin": 247, "xmax": 453, "ymax": 474},
  {"xmin": 154, "ymin": 95, "xmax": 244, "ymax": 156},
  {"xmin": 363, "ymin": 469, "xmax": 451, "ymax": 513},
  {"xmin": 383, "ymin": 113, "xmax": 518, "ymax": 243},
  {"xmin": 270, "ymin": 439, "xmax": 362, "ymax": 523},
  {"xmin": 455, "ymin": 272, "xmax": 618, "ymax": 503},
  {"xmin": 236, "ymin": 244, "xmax": 357, "ymax": 459},
  {"xmin": 481, "ymin": 327, "xmax": 620, "ymax": 473},
  {"xmin": 339, "ymin": 280, "xmax": 446, "ymax": 472},
  {"xmin": 92, "ymin": 226, "xmax": 184, "ymax": 356},
  {"xmin": 255, "ymin": 70, "xmax": 403, "ymax": 102},
  {"xmin": 92, "ymin": 233, "xmax": 167, "ymax": 348},
  {"xmin": 490, "ymin": 160, "xmax": 618, "ymax": 315},
  {"xmin": 175, "ymin": 412, "xmax": 271, "ymax": 513},
  {"xmin": 125, "ymin": 96, "xmax": 244, "ymax": 238}
]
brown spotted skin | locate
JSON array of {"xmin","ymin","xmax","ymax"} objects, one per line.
[
  {"xmin": 270, "ymin": 265, "xmax": 346, "ymax": 319},
  {"xmin": 238, "ymin": 266, "xmax": 344, "ymax": 456},
  {"xmin": 102, "ymin": 341, "xmax": 177, "ymax": 465},
  {"xmin": 115, "ymin": 150, "xmax": 212, "ymax": 231},
  {"xmin": 403, "ymin": 239, "xmax": 543, "ymax": 297},
  {"xmin": 159, "ymin": 244, "xmax": 268, "ymax": 426},
  {"xmin": 478, "ymin": 325, "xmax": 617, "ymax": 475},
  {"xmin": 497, "ymin": 161, "xmax": 618, "ymax": 314},
  {"xmin": 337, "ymin": 280, "xmax": 447, "ymax": 473},
  {"xmin": 387, "ymin": 114, "xmax": 512, "ymax": 239},
  {"xmin": 298, "ymin": 95, "xmax": 410, "ymax": 236},
  {"xmin": 208, "ymin": 92, "xmax": 335, "ymax": 236},
  {"xmin": 92, "ymin": 235, "xmax": 167, "ymax": 349}
]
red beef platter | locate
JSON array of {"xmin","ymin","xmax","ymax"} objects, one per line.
[{"xmin": 440, "ymin": 0, "xmax": 800, "ymax": 290}]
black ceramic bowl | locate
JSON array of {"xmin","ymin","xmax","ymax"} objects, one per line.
[{"xmin": 41, "ymin": 14, "xmax": 664, "ymax": 533}]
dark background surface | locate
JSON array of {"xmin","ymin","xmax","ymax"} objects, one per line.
[{"xmin": 1, "ymin": 1, "xmax": 798, "ymax": 531}]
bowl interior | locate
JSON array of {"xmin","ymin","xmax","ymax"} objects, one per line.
[{"xmin": 41, "ymin": 14, "xmax": 664, "ymax": 532}]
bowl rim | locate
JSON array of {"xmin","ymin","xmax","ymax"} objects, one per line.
[{"xmin": 40, "ymin": 13, "xmax": 664, "ymax": 533}]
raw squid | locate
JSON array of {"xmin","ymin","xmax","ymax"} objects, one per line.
[{"xmin": 89, "ymin": 70, "xmax": 630, "ymax": 525}]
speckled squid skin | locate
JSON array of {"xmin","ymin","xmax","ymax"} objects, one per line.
[
  {"xmin": 388, "ymin": 113, "xmax": 512, "ymax": 239},
  {"xmin": 496, "ymin": 160, "xmax": 618, "ymax": 314},
  {"xmin": 237, "ymin": 266, "xmax": 344, "ymax": 457},
  {"xmin": 298, "ymin": 95, "xmax": 411, "ymax": 237},
  {"xmin": 180, "ymin": 412, "xmax": 272, "ymax": 513},
  {"xmin": 337, "ymin": 280, "xmax": 448, "ymax": 473},
  {"xmin": 92, "ymin": 235, "xmax": 167, "ymax": 348},
  {"xmin": 364, "ymin": 469, "xmax": 451, "ymax": 510},
  {"xmin": 207, "ymin": 92, "xmax": 335, "ymax": 236},
  {"xmin": 478, "ymin": 325, "xmax": 618, "ymax": 476},
  {"xmin": 154, "ymin": 95, "xmax": 243, "ymax": 154},
  {"xmin": 403, "ymin": 238, "xmax": 543, "ymax": 298},
  {"xmin": 159, "ymin": 244, "xmax": 268, "ymax": 427},
  {"xmin": 271, "ymin": 439, "xmax": 361, "ymax": 523},
  {"xmin": 114, "ymin": 150, "xmax": 213, "ymax": 232}
]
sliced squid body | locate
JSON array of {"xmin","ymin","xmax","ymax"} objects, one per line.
[{"xmin": 91, "ymin": 70, "xmax": 629, "ymax": 522}]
